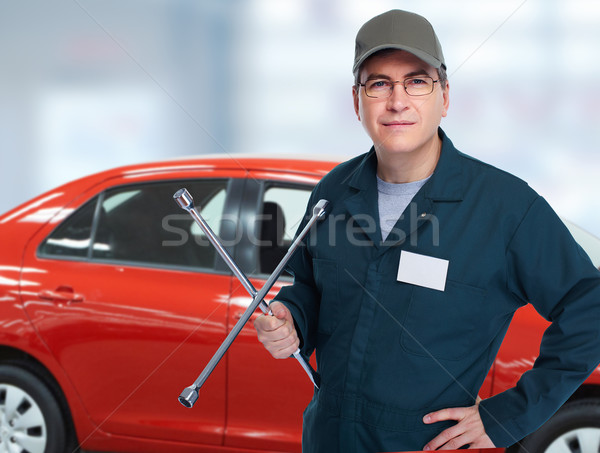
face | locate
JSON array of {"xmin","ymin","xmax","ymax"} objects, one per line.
[{"xmin": 353, "ymin": 50, "xmax": 449, "ymax": 159}]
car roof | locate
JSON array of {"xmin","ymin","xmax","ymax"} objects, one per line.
[
  {"xmin": 110, "ymin": 153, "xmax": 345, "ymax": 178},
  {"xmin": 0, "ymin": 153, "xmax": 346, "ymax": 225},
  {"xmin": 167, "ymin": 152, "xmax": 346, "ymax": 163}
]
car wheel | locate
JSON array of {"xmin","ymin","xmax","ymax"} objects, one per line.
[
  {"xmin": 511, "ymin": 398, "xmax": 600, "ymax": 453},
  {"xmin": 0, "ymin": 364, "xmax": 66, "ymax": 453}
]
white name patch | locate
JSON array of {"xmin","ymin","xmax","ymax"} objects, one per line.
[{"xmin": 397, "ymin": 250, "xmax": 449, "ymax": 292}]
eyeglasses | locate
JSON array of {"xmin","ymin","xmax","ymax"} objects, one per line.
[{"xmin": 358, "ymin": 76, "xmax": 439, "ymax": 98}]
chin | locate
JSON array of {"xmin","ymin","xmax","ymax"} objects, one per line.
[{"xmin": 376, "ymin": 139, "xmax": 418, "ymax": 155}]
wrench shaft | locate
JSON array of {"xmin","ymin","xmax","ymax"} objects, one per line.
[{"xmin": 185, "ymin": 203, "xmax": 269, "ymax": 312}]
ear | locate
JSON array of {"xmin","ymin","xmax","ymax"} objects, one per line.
[
  {"xmin": 352, "ymin": 85, "xmax": 361, "ymax": 121},
  {"xmin": 441, "ymin": 81, "xmax": 450, "ymax": 118}
]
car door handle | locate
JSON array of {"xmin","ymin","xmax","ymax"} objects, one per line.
[
  {"xmin": 38, "ymin": 287, "xmax": 84, "ymax": 304},
  {"xmin": 233, "ymin": 311, "xmax": 261, "ymax": 321}
]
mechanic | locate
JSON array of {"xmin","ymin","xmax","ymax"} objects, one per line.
[{"xmin": 253, "ymin": 9, "xmax": 600, "ymax": 452}]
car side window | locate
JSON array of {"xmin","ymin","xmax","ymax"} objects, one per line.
[
  {"xmin": 258, "ymin": 185, "xmax": 312, "ymax": 275},
  {"xmin": 38, "ymin": 197, "xmax": 98, "ymax": 258},
  {"xmin": 40, "ymin": 180, "xmax": 229, "ymax": 271}
]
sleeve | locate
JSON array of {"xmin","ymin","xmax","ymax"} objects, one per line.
[
  {"xmin": 270, "ymin": 188, "xmax": 322, "ymax": 357},
  {"xmin": 479, "ymin": 196, "xmax": 600, "ymax": 447}
]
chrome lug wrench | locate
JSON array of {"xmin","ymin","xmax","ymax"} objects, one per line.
[{"xmin": 173, "ymin": 188, "xmax": 328, "ymax": 408}]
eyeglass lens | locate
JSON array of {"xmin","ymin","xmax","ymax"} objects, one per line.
[{"xmin": 365, "ymin": 77, "xmax": 435, "ymax": 97}]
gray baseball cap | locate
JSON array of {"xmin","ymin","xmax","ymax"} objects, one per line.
[{"xmin": 353, "ymin": 10, "xmax": 446, "ymax": 74}]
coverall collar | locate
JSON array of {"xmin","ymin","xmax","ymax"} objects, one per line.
[{"xmin": 347, "ymin": 128, "xmax": 464, "ymax": 203}]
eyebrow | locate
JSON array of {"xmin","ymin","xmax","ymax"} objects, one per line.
[{"xmin": 364, "ymin": 69, "xmax": 431, "ymax": 82}]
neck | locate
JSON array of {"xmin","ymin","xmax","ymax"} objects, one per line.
[{"xmin": 375, "ymin": 135, "xmax": 442, "ymax": 184}]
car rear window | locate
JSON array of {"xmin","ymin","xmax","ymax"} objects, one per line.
[{"xmin": 38, "ymin": 197, "xmax": 98, "ymax": 258}]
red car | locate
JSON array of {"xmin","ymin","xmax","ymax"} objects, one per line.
[{"xmin": 0, "ymin": 155, "xmax": 598, "ymax": 453}]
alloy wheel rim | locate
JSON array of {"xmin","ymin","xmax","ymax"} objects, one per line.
[
  {"xmin": 545, "ymin": 427, "xmax": 600, "ymax": 453},
  {"xmin": 0, "ymin": 384, "xmax": 47, "ymax": 453}
]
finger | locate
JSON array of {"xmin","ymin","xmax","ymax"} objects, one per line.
[
  {"xmin": 436, "ymin": 433, "xmax": 472, "ymax": 451},
  {"xmin": 256, "ymin": 321, "xmax": 298, "ymax": 346},
  {"xmin": 271, "ymin": 345, "xmax": 299, "ymax": 359},
  {"xmin": 423, "ymin": 407, "xmax": 467, "ymax": 424},
  {"xmin": 423, "ymin": 424, "xmax": 466, "ymax": 451},
  {"xmin": 264, "ymin": 332, "xmax": 300, "ymax": 358},
  {"xmin": 272, "ymin": 337, "xmax": 300, "ymax": 356},
  {"xmin": 257, "ymin": 322, "xmax": 296, "ymax": 343},
  {"xmin": 253, "ymin": 313, "xmax": 287, "ymax": 332},
  {"xmin": 269, "ymin": 301, "xmax": 291, "ymax": 320}
]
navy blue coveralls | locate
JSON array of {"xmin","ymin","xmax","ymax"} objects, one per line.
[{"xmin": 274, "ymin": 129, "xmax": 600, "ymax": 452}]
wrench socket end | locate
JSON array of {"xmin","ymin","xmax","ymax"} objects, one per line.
[
  {"xmin": 313, "ymin": 199, "xmax": 329, "ymax": 219},
  {"xmin": 173, "ymin": 188, "xmax": 194, "ymax": 210},
  {"xmin": 178, "ymin": 386, "xmax": 199, "ymax": 408}
]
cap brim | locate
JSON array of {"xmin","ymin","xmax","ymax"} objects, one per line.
[{"xmin": 353, "ymin": 44, "xmax": 444, "ymax": 74}]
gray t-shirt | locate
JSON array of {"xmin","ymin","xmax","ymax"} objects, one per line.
[{"xmin": 377, "ymin": 174, "xmax": 430, "ymax": 241}]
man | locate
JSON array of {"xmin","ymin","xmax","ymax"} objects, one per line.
[{"xmin": 253, "ymin": 9, "xmax": 600, "ymax": 452}]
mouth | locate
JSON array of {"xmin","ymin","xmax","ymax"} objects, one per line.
[{"xmin": 382, "ymin": 121, "xmax": 415, "ymax": 127}]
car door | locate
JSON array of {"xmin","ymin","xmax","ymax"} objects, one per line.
[
  {"xmin": 21, "ymin": 173, "xmax": 245, "ymax": 446},
  {"xmin": 224, "ymin": 174, "xmax": 319, "ymax": 452}
]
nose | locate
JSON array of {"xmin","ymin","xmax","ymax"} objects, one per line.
[{"xmin": 386, "ymin": 82, "xmax": 409, "ymax": 111}]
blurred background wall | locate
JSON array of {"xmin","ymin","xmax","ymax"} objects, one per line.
[{"xmin": 1, "ymin": 0, "xmax": 599, "ymax": 234}]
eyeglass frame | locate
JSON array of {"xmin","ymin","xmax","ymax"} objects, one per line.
[{"xmin": 357, "ymin": 76, "xmax": 440, "ymax": 98}]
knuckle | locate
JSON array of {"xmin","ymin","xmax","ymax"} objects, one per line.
[
  {"xmin": 427, "ymin": 441, "xmax": 440, "ymax": 451},
  {"xmin": 275, "ymin": 350, "xmax": 289, "ymax": 359},
  {"xmin": 282, "ymin": 336, "xmax": 294, "ymax": 349},
  {"xmin": 285, "ymin": 324, "xmax": 294, "ymax": 337},
  {"xmin": 253, "ymin": 317, "xmax": 264, "ymax": 330}
]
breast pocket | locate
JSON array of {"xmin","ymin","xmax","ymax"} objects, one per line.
[
  {"xmin": 400, "ymin": 281, "xmax": 487, "ymax": 361},
  {"xmin": 313, "ymin": 258, "xmax": 339, "ymax": 335}
]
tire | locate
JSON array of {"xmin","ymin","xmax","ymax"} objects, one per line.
[
  {"xmin": 0, "ymin": 364, "xmax": 66, "ymax": 453},
  {"xmin": 511, "ymin": 398, "xmax": 600, "ymax": 453}
]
